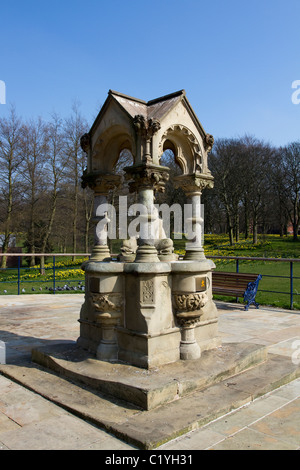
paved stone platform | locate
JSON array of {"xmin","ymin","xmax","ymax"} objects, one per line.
[
  {"xmin": 0, "ymin": 294, "xmax": 299, "ymax": 450},
  {"xmin": 31, "ymin": 341, "xmax": 269, "ymax": 411}
]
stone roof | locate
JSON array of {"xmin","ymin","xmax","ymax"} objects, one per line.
[
  {"xmin": 90, "ymin": 89, "xmax": 206, "ymax": 140},
  {"xmin": 110, "ymin": 89, "xmax": 185, "ymax": 122}
]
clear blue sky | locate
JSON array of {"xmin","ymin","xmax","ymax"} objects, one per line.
[{"xmin": 1, "ymin": 0, "xmax": 300, "ymax": 147}]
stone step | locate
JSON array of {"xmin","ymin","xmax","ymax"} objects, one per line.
[
  {"xmin": 31, "ymin": 341, "xmax": 268, "ymax": 410},
  {"xmin": 0, "ymin": 344, "xmax": 299, "ymax": 449}
]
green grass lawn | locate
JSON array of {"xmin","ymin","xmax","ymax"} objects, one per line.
[
  {"xmin": 0, "ymin": 258, "xmax": 86, "ymax": 295},
  {"xmin": 0, "ymin": 234, "xmax": 299, "ymax": 309}
]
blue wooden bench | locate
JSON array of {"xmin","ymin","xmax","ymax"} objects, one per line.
[{"xmin": 212, "ymin": 272, "xmax": 262, "ymax": 310}]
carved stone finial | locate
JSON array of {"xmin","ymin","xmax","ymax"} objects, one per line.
[
  {"xmin": 133, "ymin": 115, "xmax": 161, "ymax": 138},
  {"xmin": 204, "ymin": 134, "xmax": 214, "ymax": 154},
  {"xmin": 80, "ymin": 133, "xmax": 91, "ymax": 154},
  {"xmin": 147, "ymin": 118, "xmax": 161, "ymax": 136}
]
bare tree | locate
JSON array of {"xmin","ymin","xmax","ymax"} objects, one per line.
[
  {"xmin": 21, "ymin": 117, "xmax": 48, "ymax": 265},
  {"xmin": 281, "ymin": 142, "xmax": 300, "ymax": 241},
  {"xmin": 0, "ymin": 106, "xmax": 24, "ymax": 268},
  {"xmin": 269, "ymin": 149, "xmax": 291, "ymax": 237},
  {"xmin": 63, "ymin": 102, "xmax": 89, "ymax": 258},
  {"xmin": 238, "ymin": 136, "xmax": 274, "ymax": 244},
  {"xmin": 38, "ymin": 113, "xmax": 67, "ymax": 272},
  {"xmin": 209, "ymin": 139, "xmax": 244, "ymax": 245}
]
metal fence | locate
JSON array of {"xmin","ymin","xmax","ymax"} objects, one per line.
[
  {"xmin": 0, "ymin": 253, "xmax": 299, "ymax": 309},
  {"xmin": 0, "ymin": 253, "xmax": 90, "ymax": 295}
]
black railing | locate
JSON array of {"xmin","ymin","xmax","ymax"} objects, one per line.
[
  {"xmin": 0, "ymin": 253, "xmax": 89, "ymax": 295},
  {"xmin": 0, "ymin": 253, "xmax": 299, "ymax": 310}
]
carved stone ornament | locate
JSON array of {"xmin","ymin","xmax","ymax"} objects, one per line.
[
  {"xmin": 80, "ymin": 133, "xmax": 91, "ymax": 154},
  {"xmin": 81, "ymin": 170, "xmax": 122, "ymax": 193},
  {"xmin": 91, "ymin": 293, "xmax": 123, "ymax": 312},
  {"xmin": 173, "ymin": 292, "xmax": 208, "ymax": 312},
  {"xmin": 141, "ymin": 279, "xmax": 154, "ymax": 304},
  {"xmin": 204, "ymin": 133, "xmax": 214, "ymax": 154},
  {"xmin": 124, "ymin": 164, "xmax": 169, "ymax": 193},
  {"xmin": 159, "ymin": 125, "xmax": 204, "ymax": 173},
  {"xmin": 133, "ymin": 115, "xmax": 161, "ymax": 138},
  {"xmin": 173, "ymin": 174, "xmax": 214, "ymax": 194},
  {"xmin": 173, "ymin": 292, "xmax": 208, "ymax": 326}
]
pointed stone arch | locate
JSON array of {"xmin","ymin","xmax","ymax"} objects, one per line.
[{"xmin": 159, "ymin": 124, "xmax": 204, "ymax": 175}]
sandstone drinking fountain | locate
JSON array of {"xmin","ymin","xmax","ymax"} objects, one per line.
[
  {"xmin": 77, "ymin": 89, "xmax": 219, "ymax": 369},
  {"xmin": 30, "ymin": 90, "xmax": 282, "ymax": 427}
]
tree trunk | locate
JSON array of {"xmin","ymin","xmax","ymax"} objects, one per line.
[
  {"xmin": 253, "ymin": 213, "xmax": 258, "ymax": 244},
  {"xmin": 72, "ymin": 168, "xmax": 79, "ymax": 261},
  {"xmin": 293, "ymin": 221, "xmax": 299, "ymax": 241},
  {"xmin": 0, "ymin": 162, "xmax": 13, "ymax": 269},
  {"xmin": 235, "ymin": 213, "xmax": 240, "ymax": 242},
  {"xmin": 40, "ymin": 185, "xmax": 58, "ymax": 274}
]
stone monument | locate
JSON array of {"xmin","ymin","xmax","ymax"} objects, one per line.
[
  {"xmin": 30, "ymin": 91, "xmax": 289, "ymax": 438},
  {"xmin": 77, "ymin": 89, "xmax": 219, "ymax": 369}
]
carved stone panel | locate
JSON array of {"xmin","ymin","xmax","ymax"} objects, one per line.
[
  {"xmin": 91, "ymin": 293, "xmax": 123, "ymax": 312},
  {"xmin": 173, "ymin": 292, "xmax": 208, "ymax": 326},
  {"xmin": 141, "ymin": 279, "xmax": 155, "ymax": 304},
  {"xmin": 173, "ymin": 292, "xmax": 208, "ymax": 312}
]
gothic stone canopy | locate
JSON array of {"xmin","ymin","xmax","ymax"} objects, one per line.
[{"xmin": 81, "ymin": 89, "xmax": 214, "ymax": 191}]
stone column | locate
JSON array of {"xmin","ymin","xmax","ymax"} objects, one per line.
[
  {"xmin": 91, "ymin": 291, "xmax": 124, "ymax": 361},
  {"xmin": 91, "ymin": 192, "xmax": 111, "ymax": 261},
  {"xmin": 179, "ymin": 324, "xmax": 201, "ymax": 360},
  {"xmin": 81, "ymin": 171, "xmax": 121, "ymax": 261},
  {"xmin": 136, "ymin": 185, "xmax": 159, "ymax": 262},
  {"xmin": 173, "ymin": 290, "xmax": 208, "ymax": 360},
  {"xmin": 174, "ymin": 174, "xmax": 214, "ymax": 261},
  {"xmin": 184, "ymin": 189, "xmax": 204, "ymax": 261},
  {"xmin": 124, "ymin": 164, "xmax": 170, "ymax": 262},
  {"xmin": 123, "ymin": 115, "xmax": 170, "ymax": 262}
]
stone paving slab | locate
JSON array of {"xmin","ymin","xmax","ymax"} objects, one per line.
[
  {"xmin": 1, "ymin": 348, "xmax": 299, "ymax": 449},
  {"xmin": 0, "ymin": 374, "xmax": 135, "ymax": 451},
  {"xmin": 0, "ymin": 295, "xmax": 300, "ymax": 450},
  {"xmin": 159, "ymin": 378, "xmax": 300, "ymax": 450}
]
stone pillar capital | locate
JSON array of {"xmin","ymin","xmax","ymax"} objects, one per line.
[
  {"xmin": 81, "ymin": 171, "xmax": 122, "ymax": 195},
  {"xmin": 173, "ymin": 173, "xmax": 214, "ymax": 195},
  {"xmin": 124, "ymin": 163, "xmax": 169, "ymax": 193}
]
